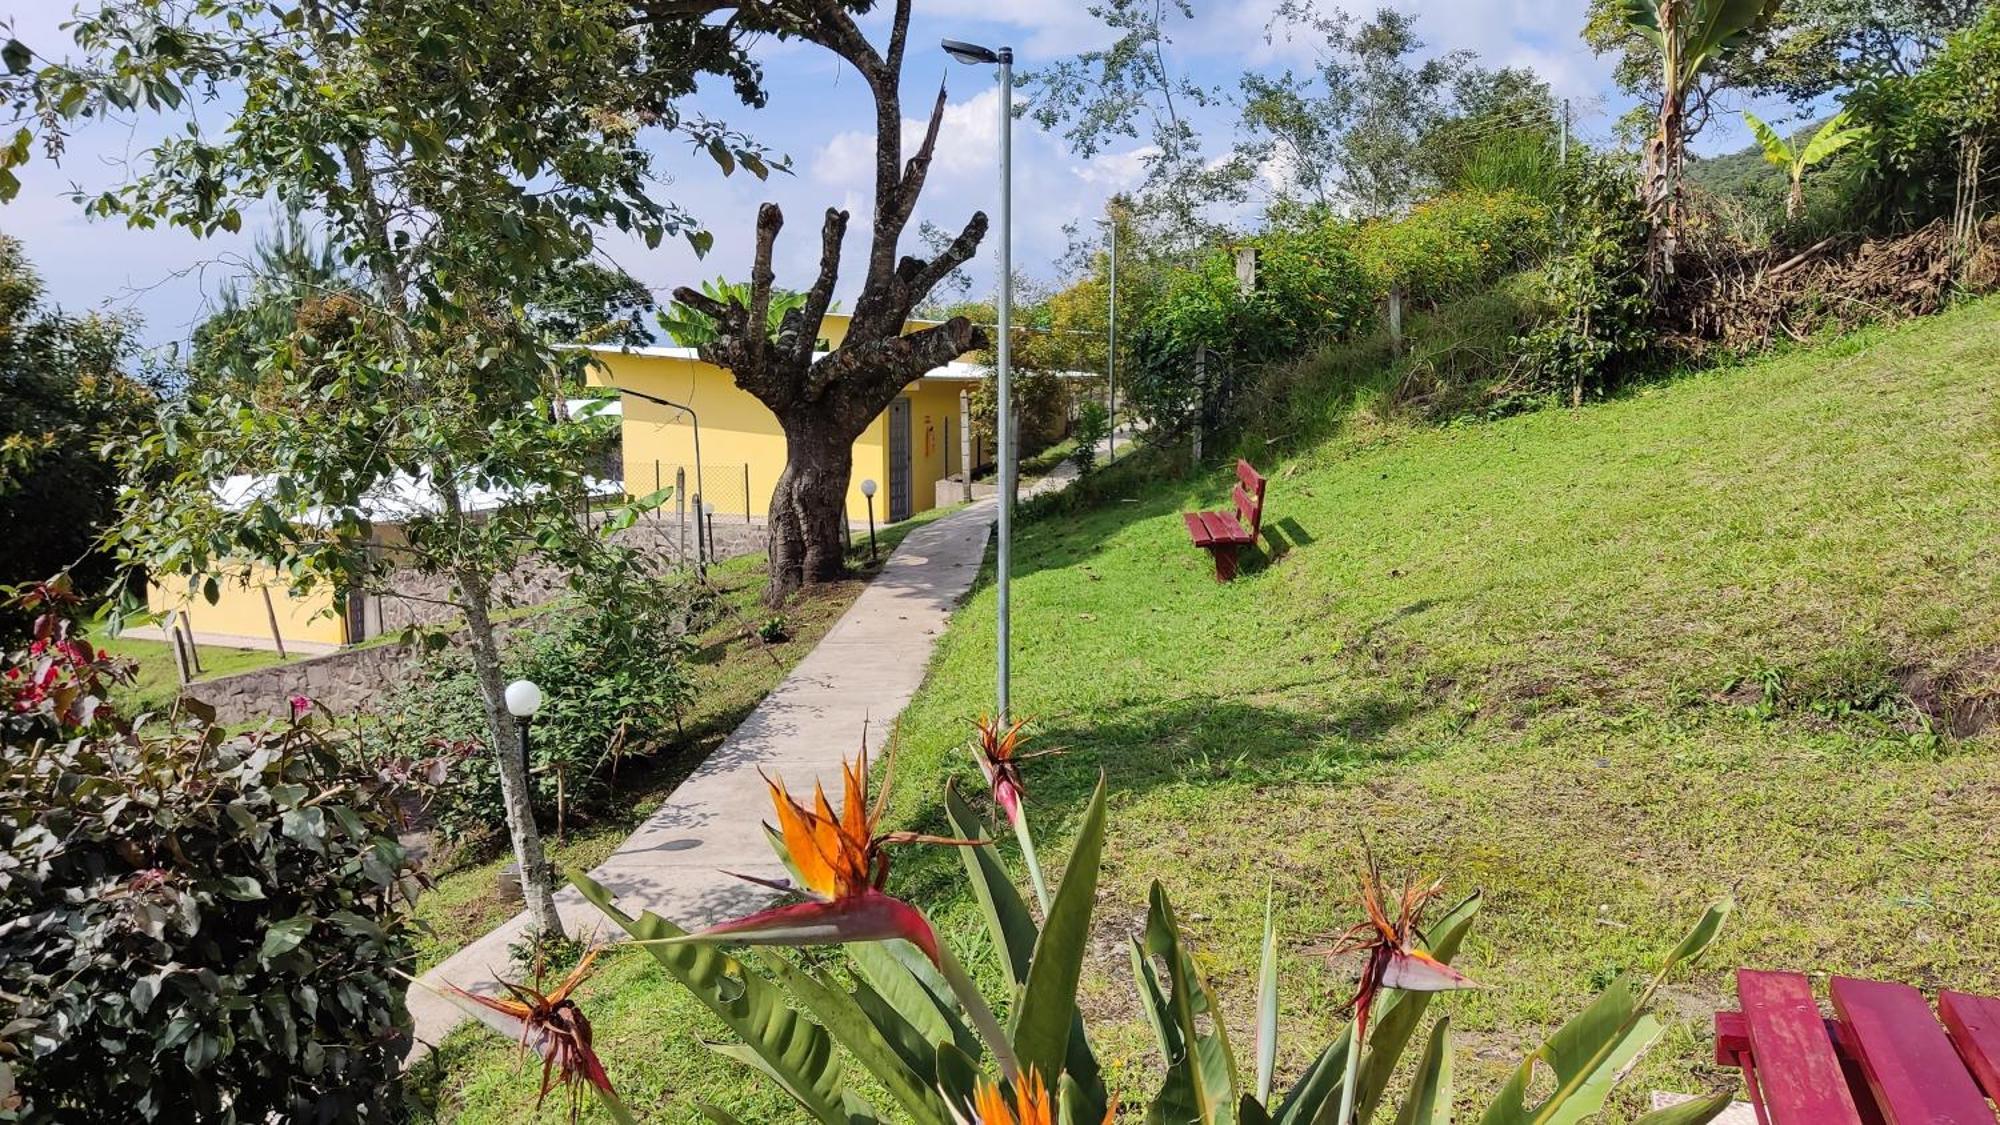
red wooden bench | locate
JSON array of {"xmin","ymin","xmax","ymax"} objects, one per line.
[
  {"xmin": 1716, "ymin": 968, "xmax": 2000, "ymax": 1124},
  {"xmin": 1181, "ymin": 459, "xmax": 1267, "ymax": 582}
]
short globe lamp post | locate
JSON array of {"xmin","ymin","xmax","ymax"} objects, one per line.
[
  {"xmin": 504, "ymin": 678, "xmax": 542, "ymax": 803},
  {"xmin": 498, "ymin": 678, "xmax": 545, "ymax": 904},
  {"xmin": 860, "ymin": 479, "xmax": 879, "ymax": 561}
]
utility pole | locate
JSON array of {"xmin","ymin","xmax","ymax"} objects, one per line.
[{"xmin": 1560, "ymin": 98, "xmax": 1570, "ymax": 164}]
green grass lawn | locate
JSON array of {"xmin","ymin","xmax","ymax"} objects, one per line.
[
  {"xmin": 98, "ymin": 630, "xmax": 293, "ymax": 716},
  {"xmin": 421, "ymin": 300, "xmax": 2000, "ymax": 1122}
]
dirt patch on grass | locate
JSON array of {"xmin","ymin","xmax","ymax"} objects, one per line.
[{"xmin": 1899, "ymin": 645, "xmax": 2000, "ymax": 739}]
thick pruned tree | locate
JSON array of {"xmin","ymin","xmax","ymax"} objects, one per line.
[{"xmin": 640, "ymin": 0, "xmax": 990, "ymax": 604}]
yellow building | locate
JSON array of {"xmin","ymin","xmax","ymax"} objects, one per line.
[
  {"xmin": 146, "ymin": 565, "xmax": 351, "ymax": 651},
  {"xmin": 585, "ymin": 314, "xmax": 989, "ymax": 523}
]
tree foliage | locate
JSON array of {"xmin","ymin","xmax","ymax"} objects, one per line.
[
  {"xmin": 13, "ymin": 0, "xmax": 769, "ymax": 938},
  {"xmin": 0, "ymin": 234, "xmax": 151, "ymax": 638}
]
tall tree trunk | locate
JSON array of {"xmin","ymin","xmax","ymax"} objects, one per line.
[
  {"xmin": 457, "ymin": 567, "xmax": 565, "ymax": 937},
  {"xmin": 433, "ymin": 471, "xmax": 565, "ymax": 939},
  {"xmin": 765, "ymin": 411, "xmax": 857, "ymax": 606},
  {"xmin": 1643, "ymin": 95, "xmax": 1685, "ymax": 285}
]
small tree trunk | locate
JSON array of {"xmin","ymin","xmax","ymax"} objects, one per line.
[
  {"xmin": 1786, "ymin": 174, "xmax": 1805, "ymax": 222},
  {"xmin": 458, "ymin": 566, "xmax": 565, "ymax": 938},
  {"xmin": 765, "ymin": 411, "xmax": 857, "ymax": 607}
]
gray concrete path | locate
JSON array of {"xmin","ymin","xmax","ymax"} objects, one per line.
[{"xmin": 403, "ymin": 430, "xmax": 1127, "ymax": 1054}]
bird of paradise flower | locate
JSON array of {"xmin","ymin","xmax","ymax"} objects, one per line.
[
  {"xmin": 644, "ymin": 741, "xmax": 1026, "ymax": 1080},
  {"xmin": 1315, "ymin": 847, "xmax": 1479, "ymax": 1125},
  {"xmin": 426, "ymin": 947, "xmax": 632, "ymax": 1125},
  {"xmin": 970, "ymin": 1066, "xmax": 1115, "ymax": 1125},
  {"xmin": 970, "ymin": 714, "xmax": 1063, "ymax": 911}
]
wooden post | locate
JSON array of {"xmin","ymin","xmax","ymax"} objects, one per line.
[
  {"xmin": 959, "ymin": 389, "xmax": 974, "ymax": 501},
  {"xmin": 1192, "ymin": 345, "xmax": 1207, "ymax": 466},
  {"xmin": 1234, "ymin": 247, "xmax": 1259, "ymax": 297},
  {"xmin": 259, "ymin": 586, "xmax": 288, "ymax": 659},
  {"xmin": 1388, "ymin": 285, "xmax": 1404, "ymax": 356},
  {"xmin": 176, "ymin": 610, "xmax": 204, "ymax": 674},
  {"xmin": 167, "ymin": 618, "xmax": 191, "ymax": 686},
  {"xmin": 675, "ymin": 467, "xmax": 687, "ymax": 564}
]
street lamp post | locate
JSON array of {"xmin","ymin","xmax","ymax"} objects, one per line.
[
  {"xmin": 1104, "ymin": 210, "xmax": 1118, "ymax": 462},
  {"xmin": 943, "ymin": 36, "xmax": 1015, "ymax": 722},
  {"xmin": 504, "ymin": 678, "xmax": 543, "ymax": 785},
  {"xmin": 860, "ymin": 478, "xmax": 879, "ymax": 561}
]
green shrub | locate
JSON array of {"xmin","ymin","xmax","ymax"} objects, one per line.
[
  {"xmin": 1126, "ymin": 224, "xmax": 1374, "ymax": 438},
  {"xmin": 378, "ymin": 577, "xmax": 698, "ymax": 845},
  {"xmin": 1514, "ymin": 154, "xmax": 1653, "ymax": 406},
  {"xmin": 1070, "ymin": 399, "xmax": 1110, "ymax": 474},
  {"xmin": 1, "ymin": 582, "xmax": 420, "ymax": 1122},
  {"xmin": 1356, "ymin": 189, "xmax": 1554, "ymax": 305}
]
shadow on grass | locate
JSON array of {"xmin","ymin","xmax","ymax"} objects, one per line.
[{"xmin": 889, "ymin": 689, "xmax": 1430, "ymax": 905}]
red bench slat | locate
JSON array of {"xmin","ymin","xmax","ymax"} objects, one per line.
[
  {"xmin": 1235, "ymin": 458, "xmax": 1263, "ymax": 492},
  {"xmin": 1199, "ymin": 510, "xmax": 1251, "ymax": 544},
  {"xmin": 1831, "ymin": 976, "xmax": 1997, "ymax": 1125},
  {"xmin": 1941, "ymin": 991, "xmax": 2000, "ymax": 1103},
  {"xmin": 1737, "ymin": 970, "xmax": 1868, "ymax": 1125},
  {"xmin": 1182, "ymin": 512, "xmax": 1216, "ymax": 547}
]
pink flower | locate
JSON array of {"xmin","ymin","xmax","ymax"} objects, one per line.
[{"xmin": 288, "ymin": 695, "xmax": 313, "ymax": 717}]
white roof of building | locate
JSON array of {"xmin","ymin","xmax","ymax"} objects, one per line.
[{"xmin": 214, "ymin": 470, "xmax": 622, "ymax": 528}]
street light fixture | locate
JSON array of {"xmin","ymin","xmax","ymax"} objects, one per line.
[
  {"xmin": 860, "ymin": 478, "xmax": 879, "ymax": 561},
  {"xmin": 944, "ymin": 35, "xmax": 1015, "ymax": 722},
  {"xmin": 503, "ymin": 678, "xmax": 543, "ymax": 788}
]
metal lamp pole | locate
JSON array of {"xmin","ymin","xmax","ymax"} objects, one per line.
[
  {"xmin": 944, "ymin": 37, "xmax": 1014, "ymax": 722},
  {"xmin": 1106, "ymin": 211, "xmax": 1118, "ymax": 462},
  {"xmin": 860, "ymin": 479, "xmax": 879, "ymax": 561}
]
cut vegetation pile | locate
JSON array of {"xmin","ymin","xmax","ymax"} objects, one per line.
[
  {"xmin": 1671, "ymin": 217, "xmax": 2000, "ymax": 350},
  {"xmin": 426, "ymin": 298, "xmax": 2000, "ymax": 1122}
]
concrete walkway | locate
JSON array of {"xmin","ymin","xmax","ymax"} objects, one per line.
[
  {"xmin": 404, "ymin": 499, "xmax": 994, "ymax": 1051},
  {"xmin": 404, "ymin": 430, "xmax": 1128, "ymax": 1053}
]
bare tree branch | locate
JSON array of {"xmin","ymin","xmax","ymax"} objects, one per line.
[
  {"xmin": 904, "ymin": 210, "xmax": 989, "ymax": 302},
  {"xmin": 782, "ymin": 206, "xmax": 848, "ymax": 367},
  {"xmin": 744, "ymin": 201, "xmax": 781, "ymax": 371},
  {"xmin": 885, "ymin": 80, "xmax": 949, "ymax": 238}
]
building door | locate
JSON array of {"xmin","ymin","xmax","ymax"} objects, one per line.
[{"xmin": 888, "ymin": 397, "xmax": 913, "ymax": 521}]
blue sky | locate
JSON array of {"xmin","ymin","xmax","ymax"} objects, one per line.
[{"xmin": 1, "ymin": 1, "xmax": 1796, "ymax": 350}]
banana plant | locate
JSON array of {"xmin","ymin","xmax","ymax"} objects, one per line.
[
  {"xmin": 1620, "ymin": 0, "xmax": 1779, "ymax": 278},
  {"xmin": 1743, "ymin": 109, "xmax": 1869, "ymax": 220}
]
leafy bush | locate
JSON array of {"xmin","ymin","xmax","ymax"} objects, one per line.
[
  {"xmin": 1, "ymin": 582, "xmax": 420, "ymax": 1122},
  {"xmin": 1126, "ymin": 224, "xmax": 1374, "ymax": 438},
  {"xmin": 1514, "ymin": 154, "xmax": 1654, "ymax": 406},
  {"xmin": 1070, "ymin": 399, "xmax": 1111, "ymax": 474},
  {"xmin": 378, "ymin": 577, "xmax": 698, "ymax": 845},
  {"xmin": 1355, "ymin": 189, "xmax": 1554, "ymax": 305}
]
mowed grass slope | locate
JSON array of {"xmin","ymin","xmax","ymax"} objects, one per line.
[{"xmin": 429, "ymin": 299, "xmax": 2000, "ymax": 1122}]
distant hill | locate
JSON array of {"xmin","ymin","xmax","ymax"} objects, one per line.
[{"xmin": 1686, "ymin": 117, "xmax": 1830, "ymax": 210}]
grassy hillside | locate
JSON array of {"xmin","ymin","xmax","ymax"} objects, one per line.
[{"xmin": 426, "ymin": 298, "xmax": 2000, "ymax": 1121}]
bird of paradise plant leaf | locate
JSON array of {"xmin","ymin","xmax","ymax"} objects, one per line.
[{"xmin": 434, "ymin": 948, "xmax": 632, "ymax": 1125}]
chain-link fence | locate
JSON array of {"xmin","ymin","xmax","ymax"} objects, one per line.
[{"xmin": 622, "ymin": 461, "xmax": 766, "ymax": 568}]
